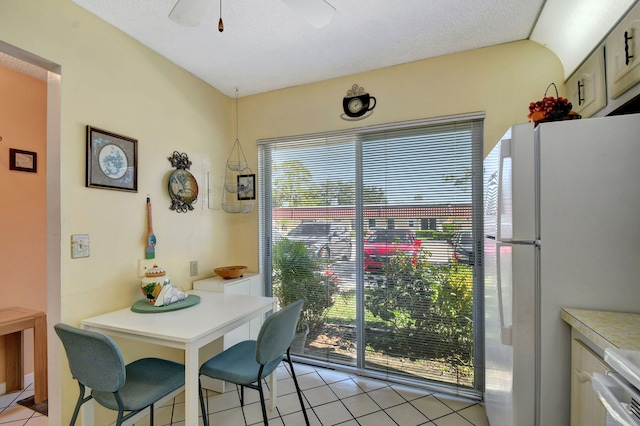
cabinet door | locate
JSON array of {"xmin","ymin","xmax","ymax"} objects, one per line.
[
  {"xmin": 221, "ymin": 274, "xmax": 264, "ymax": 342},
  {"xmin": 570, "ymin": 339, "xmax": 610, "ymax": 426},
  {"xmin": 566, "ymin": 47, "xmax": 606, "ymax": 118},
  {"xmin": 606, "ymin": 1, "xmax": 640, "ymax": 99}
]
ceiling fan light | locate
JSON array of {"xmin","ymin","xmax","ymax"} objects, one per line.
[
  {"xmin": 280, "ymin": 0, "xmax": 336, "ymax": 28},
  {"xmin": 168, "ymin": 0, "xmax": 210, "ymax": 27}
]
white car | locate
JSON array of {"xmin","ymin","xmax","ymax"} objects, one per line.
[{"xmin": 287, "ymin": 221, "xmax": 352, "ymax": 261}]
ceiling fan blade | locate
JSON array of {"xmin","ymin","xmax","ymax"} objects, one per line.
[
  {"xmin": 280, "ymin": 0, "xmax": 336, "ymax": 28},
  {"xmin": 169, "ymin": 0, "xmax": 211, "ymax": 27}
]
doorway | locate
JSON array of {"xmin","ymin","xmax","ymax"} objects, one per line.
[{"xmin": 0, "ymin": 40, "xmax": 62, "ymax": 425}]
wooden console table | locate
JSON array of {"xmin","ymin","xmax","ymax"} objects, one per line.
[{"xmin": 0, "ymin": 307, "xmax": 47, "ymax": 403}]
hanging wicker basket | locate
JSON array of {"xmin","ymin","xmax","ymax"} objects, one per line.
[
  {"xmin": 222, "ymin": 138, "xmax": 255, "ymax": 214},
  {"xmin": 222, "ymin": 201, "xmax": 254, "ymax": 214}
]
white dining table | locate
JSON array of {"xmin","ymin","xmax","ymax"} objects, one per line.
[{"xmin": 80, "ymin": 290, "xmax": 277, "ymax": 425}]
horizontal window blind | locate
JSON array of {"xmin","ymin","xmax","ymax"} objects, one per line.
[{"xmin": 258, "ymin": 113, "xmax": 484, "ymax": 396}]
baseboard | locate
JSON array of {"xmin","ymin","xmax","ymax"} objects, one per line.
[
  {"xmin": 0, "ymin": 372, "xmax": 34, "ymax": 396},
  {"xmin": 200, "ymin": 376, "xmax": 225, "ymax": 393}
]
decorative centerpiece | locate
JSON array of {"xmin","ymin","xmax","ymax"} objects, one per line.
[
  {"xmin": 140, "ymin": 265, "xmax": 170, "ymax": 304},
  {"xmin": 132, "ymin": 264, "xmax": 196, "ymax": 313},
  {"xmin": 214, "ymin": 265, "xmax": 247, "ymax": 280},
  {"xmin": 528, "ymin": 83, "xmax": 581, "ymax": 126}
]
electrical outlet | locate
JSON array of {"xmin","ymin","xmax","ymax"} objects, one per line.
[{"xmin": 190, "ymin": 260, "xmax": 198, "ymax": 276}]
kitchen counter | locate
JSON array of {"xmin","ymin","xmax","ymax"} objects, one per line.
[
  {"xmin": 561, "ymin": 308, "xmax": 640, "ymax": 353},
  {"xmin": 562, "ymin": 308, "xmax": 640, "ymax": 425}
]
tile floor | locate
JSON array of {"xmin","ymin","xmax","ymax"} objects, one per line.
[
  {"xmin": 0, "ymin": 375, "xmax": 47, "ymax": 426},
  {"xmin": 0, "ymin": 362, "xmax": 489, "ymax": 425}
]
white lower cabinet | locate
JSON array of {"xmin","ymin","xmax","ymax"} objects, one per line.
[
  {"xmin": 570, "ymin": 338, "xmax": 610, "ymax": 426},
  {"xmin": 193, "ymin": 272, "xmax": 263, "ymax": 392}
]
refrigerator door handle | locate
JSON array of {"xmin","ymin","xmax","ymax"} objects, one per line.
[
  {"xmin": 497, "ymin": 138, "xmax": 512, "ymax": 242},
  {"xmin": 496, "ymin": 241, "xmax": 513, "ymax": 346}
]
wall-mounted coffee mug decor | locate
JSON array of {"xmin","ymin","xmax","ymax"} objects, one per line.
[{"xmin": 341, "ymin": 84, "xmax": 376, "ymax": 120}]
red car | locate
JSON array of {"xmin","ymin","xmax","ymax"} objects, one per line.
[{"xmin": 364, "ymin": 229, "xmax": 422, "ymax": 273}]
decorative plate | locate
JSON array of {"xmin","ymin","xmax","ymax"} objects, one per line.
[
  {"xmin": 131, "ymin": 294, "xmax": 201, "ymax": 313},
  {"xmin": 99, "ymin": 144, "xmax": 128, "ymax": 179},
  {"xmin": 168, "ymin": 168, "xmax": 199, "ymax": 212}
]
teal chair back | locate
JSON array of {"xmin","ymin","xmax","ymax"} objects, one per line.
[
  {"xmin": 256, "ymin": 299, "xmax": 304, "ymax": 365},
  {"xmin": 55, "ymin": 323, "xmax": 185, "ymax": 426},
  {"xmin": 55, "ymin": 323, "xmax": 126, "ymax": 392},
  {"xmin": 198, "ymin": 299, "xmax": 309, "ymax": 426}
]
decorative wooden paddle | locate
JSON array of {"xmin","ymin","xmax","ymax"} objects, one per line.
[{"xmin": 145, "ymin": 197, "xmax": 156, "ymax": 259}]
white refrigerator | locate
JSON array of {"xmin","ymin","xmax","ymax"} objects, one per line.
[{"xmin": 483, "ymin": 114, "xmax": 640, "ymax": 426}]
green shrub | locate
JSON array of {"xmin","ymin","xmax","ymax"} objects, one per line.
[
  {"xmin": 272, "ymin": 238, "xmax": 338, "ymax": 328},
  {"xmin": 364, "ymin": 250, "xmax": 473, "ymax": 364},
  {"xmin": 415, "ymin": 227, "xmax": 457, "ymax": 242}
]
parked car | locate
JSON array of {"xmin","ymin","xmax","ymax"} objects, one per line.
[
  {"xmin": 287, "ymin": 221, "xmax": 352, "ymax": 261},
  {"xmin": 364, "ymin": 229, "xmax": 422, "ymax": 273},
  {"xmin": 452, "ymin": 229, "xmax": 474, "ymax": 265}
]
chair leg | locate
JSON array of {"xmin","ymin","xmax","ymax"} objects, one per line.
[
  {"xmin": 199, "ymin": 378, "xmax": 209, "ymax": 426},
  {"xmin": 149, "ymin": 402, "xmax": 155, "ymax": 426},
  {"xmin": 257, "ymin": 381, "xmax": 269, "ymax": 426},
  {"xmin": 115, "ymin": 392, "xmax": 126, "ymax": 426},
  {"xmin": 286, "ymin": 350, "xmax": 310, "ymax": 426},
  {"xmin": 70, "ymin": 383, "xmax": 92, "ymax": 426}
]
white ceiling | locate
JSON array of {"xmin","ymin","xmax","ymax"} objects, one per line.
[{"xmin": 9, "ymin": 0, "xmax": 637, "ymax": 98}]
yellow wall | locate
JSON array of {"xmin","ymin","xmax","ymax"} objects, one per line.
[
  {"xmin": 233, "ymin": 40, "xmax": 564, "ymax": 267},
  {"xmin": 0, "ymin": 0, "xmax": 235, "ymax": 308},
  {"xmin": 0, "ymin": 0, "xmax": 563, "ymax": 423},
  {"xmin": 0, "ymin": 0, "xmax": 235, "ymax": 422},
  {"xmin": 0, "ymin": 65, "xmax": 47, "ymax": 383}
]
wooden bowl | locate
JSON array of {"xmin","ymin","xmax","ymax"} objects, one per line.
[{"xmin": 214, "ymin": 265, "xmax": 247, "ymax": 280}]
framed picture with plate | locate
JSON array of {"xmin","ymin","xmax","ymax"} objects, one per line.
[{"xmin": 86, "ymin": 126, "xmax": 138, "ymax": 192}]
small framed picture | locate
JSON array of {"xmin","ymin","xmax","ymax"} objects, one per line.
[
  {"xmin": 9, "ymin": 148, "xmax": 37, "ymax": 173},
  {"xmin": 237, "ymin": 174, "xmax": 255, "ymax": 200},
  {"xmin": 86, "ymin": 126, "xmax": 138, "ymax": 192}
]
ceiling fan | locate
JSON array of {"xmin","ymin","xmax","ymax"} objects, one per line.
[{"xmin": 169, "ymin": 0, "xmax": 336, "ymax": 28}]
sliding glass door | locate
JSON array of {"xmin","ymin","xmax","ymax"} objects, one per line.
[{"xmin": 259, "ymin": 114, "xmax": 483, "ymax": 394}]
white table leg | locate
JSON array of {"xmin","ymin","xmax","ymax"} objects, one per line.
[
  {"xmin": 185, "ymin": 345, "xmax": 199, "ymax": 425},
  {"xmin": 269, "ymin": 371, "xmax": 277, "ymax": 411},
  {"xmin": 81, "ymin": 397, "xmax": 95, "ymax": 425}
]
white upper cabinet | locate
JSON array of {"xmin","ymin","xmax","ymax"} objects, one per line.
[
  {"xmin": 566, "ymin": 47, "xmax": 607, "ymax": 117},
  {"xmin": 606, "ymin": 1, "xmax": 640, "ymax": 99}
]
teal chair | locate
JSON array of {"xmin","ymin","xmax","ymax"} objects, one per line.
[
  {"xmin": 54, "ymin": 323, "xmax": 185, "ymax": 426},
  {"xmin": 199, "ymin": 299, "xmax": 309, "ymax": 426}
]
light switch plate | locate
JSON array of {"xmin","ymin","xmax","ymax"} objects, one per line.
[{"xmin": 71, "ymin": 234, "xmax": 90, "ymax": 259}]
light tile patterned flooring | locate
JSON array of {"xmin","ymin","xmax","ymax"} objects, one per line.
[
  {"xmin": 0, "ymin": 362, "xmax": 489, "ymax": 425},
  {"xmin": 0, "ymin": 375, "xmax": 47, "ymax": 426}
]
